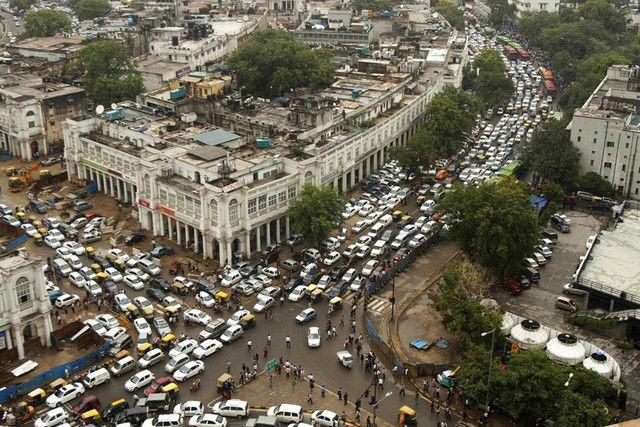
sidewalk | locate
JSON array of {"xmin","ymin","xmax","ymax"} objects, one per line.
[{"xmin": 230, "ymin": 368, "xmax": 393, "ymax": 427}]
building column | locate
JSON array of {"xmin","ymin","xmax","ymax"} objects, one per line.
[
  {"xmin": 12, "ymin": 326, "xmax": 24, "ymax": 360},
  {"xmin": 276, "ymin": 219, "xmax": 281, "ymax": 242},
  {"xmin": 285, "ymin": 216, "xmax": 290, "ymax": 237},
  {"xmin": 256, "ymin": 226, "xmax": 262, "ymax": 252},
  {"xmin": 102, "ymin": 174, "xmax": 108, "ymax": 194},
  {"xmin": 176, "ymin": 221, "xmax": 183, "ymax": 245},
  {"xmin": 116, "ymin": 179, "xmax": 123, "ymax": 200},
  {"xmin": 226, "ymin": 240, "xmax": 232, "ymax": 266},
  {"xmin": 219, "ymin": 239, "xmax": 226, "ymax": 265},
  {"xmin": 123, "ymin": 183, "xmax": 129, "ymax": 203},
  {"xmin": 266, "ymin": 222, "xmax": 272, "ymax": 246},
  {"xmin": 95, "ymin": 171, "xmax": 102, "ymax": 191},
  {"xmin": 195, "ymin": 229, "xmax": 201, "ymax": 253},
  {"xmin": 168, "ymin": 218, "xmax": 174, "ymax": 241},
  {"xmin": 350, "ymin": 168, "xmax": 356, "ymax": 187},
  {"xmin": 245, "ymin": 230, "xmax": 252, "ymax": 255},
  {"xmin": 43, "ymin": 313, "xmax": 53, "ymax": 346}
]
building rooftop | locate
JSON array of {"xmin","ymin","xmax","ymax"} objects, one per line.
[
  {"xmin": 579, "ymin": 203, "xmax": 640, "ymax": 302},
  {"xmin": 11, "ymin": 35, "xmax": 85, "ymax": 51},
  {"xmin": 0, "ymin": 74, "xmax": 84, "ymax": 101},
  {"xmin": 194, "ymin": 129, "xmax": 241, "ymax": 146}
]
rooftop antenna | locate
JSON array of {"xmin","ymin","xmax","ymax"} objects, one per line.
[{"xmin": 95, "ymin": 105, "xmax": 104, "ymax": 115}]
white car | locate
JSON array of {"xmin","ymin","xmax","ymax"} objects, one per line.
[
  {"xmin": 174, "ymin": 400, "xmax": 204, "ymax": 417},
  {"xmin": 104, "ymin": 326, "xmax": 126, "ymax": 342},
  {"xmin": 56, "ymin": 247, "xmax": 73, "ymax": 261},
  {"xmin": 174, "ymin": 275, "xmax": 194, "ymax": 289},
  {"xmin": 84, "ymin": 281, "xmax": 102, "ymax": 297},
  {"xmin": 251, "ymin": 274, "xmax": 272, "ymax": 288},
  {"xmin": 114, "ymin": 293, "xmax": 132, "ymax": 312},
  {"xmin": 408, "ymin": 233, "xmax": 426, "ymax": 248},
  {"xmin": 124, "ymin": 274, "xmax": 144, "ymax": 291},
  {"xmin": 342, "ymin": 244, "xmax": 357, "ymax": 257},
  {"xmin": 163, "ymin": 296, "xmax": 183, "ymax": 311},
  {"xmin": 169, "ymin": 338, "xmax": 198, "ymax": 358},
  {"xmin": 361, "ymin": 260, "xmax": 379, "ymax": 277},
  {"xmin": 67, "ymin": 254, "xmax": 83, "ymax": 270},
  {"xmin": 192, "ymin": 338, "xmax": 223, "ymax": 359},
  {"xmin": 220, "ymin": 325, "xmax": 243, "ymax": 343},
  {"xmin": 196, "ymin": 291, "xmax": 216, "ymax": 308},
  {"xmin": 227, "ymin": 309, "xmax": 250, "ymax": 327},
  {"xmin": 312, "ymin": 410, "xmax": 339, "ymax": 427},
  {"xmin": 54, "ymin": 293, "xmax": 79, "ymax": 308},
  {"xmin": 69, "ymin": 272, "xmax": 86, "ymax": 288},
  {"xmin": 307, "ymin": 326, "xmax": 321, "ymax": 348},
  {"xmin": 34, "ymin": 407, "xmax": 68, "ymax": 427},
  {"xmin": 63, "ymin": 241, "xmax": 86, "ymax": 256},
  {"xmin": 48, "ymin": 229, "xmax": 64, "ymax": 242},
  {"xmin": 79, "ymin": 267, "xmax": 96, "ymax": 281},
  {"xmin": 342, "ymin": 205, "xmax": 358, "ymax": 219},
  {"xmin": 184, "ymin": 309, "xmax": 211, "ymax": 326},
  {"xmin": 138, "ymin": 348, "xmax": 165, "ymax": 368},
  {"xmin": 83, "ymin": 319, "xmax": 107, "ymax": 336},
  {"xmin": 125, "ymin": 369, "xmax": 155, "ymax": 391},
  {"xmin": 288, "ymin": 285, "xmax": 306, "ymax": 302},
  {"xmin": 45, "ymin": 235, "xmax": 62, "ymax": 249},
  {"xmin": 21, "ymin": 223, "xmax": 37, "ymax": 236},
  {"xmin": 356, "ymin": 235, "xmax": 372, "ymax": 247},
  {"xmin": 189, "ymin": 414, "xmax": 228, "ymax": 427},
  {"xmin": 126, "ymin": 268, "xmax": 150, "ymax": 282},
  {"xmin": 212, "ymin": 399, "xmax": 249, "ymax": 418},
  {"xmin": 96, "ymin": 314, "xmax": 120, "ymax": 330},
  {"xmin": 108, "ymin": 248, "xmax": 130, "ymax": 263},
  {"xmin": 253, "ymin": 295, "xmax": 274, "ymax": 313},
  {"xmin": 46, "ymin": 382, "xmax": 85, "ymax": 407},
  {"xmin": 105, "ymin": 267, "xmax": 123, "ymax": 283},
  {"xmin": 323, "ymin": 251, "xmax": 341, "ymax": 266},
  {"xmin": 126, "ymin": 252, "xmax": 149, "ymax": 268},
  {"xmin": 351, "ymin": 220, "xmax": 367, "ymax": 234},
  {"xmin": 134, "ymin": 318, "xmax": 152, "ymax": 336},
  {"xmin": 262, "ymin": 266, "xmax": 280, "ymax": 278},
  {"xmin": 174, "ymin": 360, "xmax": 205, "ymax": 382}
]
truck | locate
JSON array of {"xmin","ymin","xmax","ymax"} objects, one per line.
[{"xmin": 337, "ymin": 351, "xmax": 353, "ymax": 368}]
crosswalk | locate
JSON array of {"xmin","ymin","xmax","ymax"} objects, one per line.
[{"xmin": 342, "ymin": 290, "xmax": 392, "ymax": 315}]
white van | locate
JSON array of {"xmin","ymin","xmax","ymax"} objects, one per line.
[
  {"xmin": 83, "ymin": 367, "xmax": 111, "ymax": 388},
  {"xmin": 266, "ymin": 404, "xmax": 303, "ymax": 424},
  {"xmin": 367, "ymin": 223, "xmax": 385, "ymax": 240},
  {"xmin": 391, "ymin": 231, "xmax": 410, "ymax": 249},
  {"xmin": 165, "ymin": 352, "xmax": 190, "ymax": 373},
  {"xmin": 378, "ymin": 214, "xmax": 393, "ymax": 226},
  {"xmin": 110, "ymin": 355, "xmax": 136, "ymax": 377},
  {"xmin": 138, "ymin": 258, "xmax": 161, "ymax": 276},
  {"xmin": 53, "ymin": 258, "xmax": 72, "ymax": 277}
]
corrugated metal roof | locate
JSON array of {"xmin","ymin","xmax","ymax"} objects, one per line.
[{"xmin": 193, "ymin": 129, "xmax": 240, "ymax": 146}]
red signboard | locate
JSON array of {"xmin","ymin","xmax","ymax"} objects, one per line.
[
  {"xmin": 138, "ymin": 199, "xmax": 150, "ymax": 208},
  {"xmin": 157, "ymin": 205, "xmax": 175, "ymax": 216}
]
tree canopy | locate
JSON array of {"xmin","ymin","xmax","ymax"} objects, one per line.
[
  {"xmin": 70, "ymin": 0, "xmax": 111, "ymax": 20},
  {"xmin": 434, "ymin": 0, "xmax": 465, "ymax": 31},
  {"xmin": 9, "ymin": 0, "xmax": 35, "ymax": 12},
  {"xmin": 23, "ymin": 9, "xmax": 70, "ymax": 38},
  {"xmin": 521, "ymin": 118, "xmax": 580, "ymax": 191},
  {"xmin": 391, "ymin": 86, "xmax": 482, "ymax": 173},
  {"xmin": 486, "ymin": 0, "xmax": 515, "ymax": 27},
  {"xmin": 467, "ymin": 49, "xmax": 514, "ymax": 108},
  {"xmin": 576, "ymin": 172, "xmax": 615, "ymax": 197},
  {"xmin": 75, "ymin": 41, "xmax": 144, "ymax": 106},
  {"xmin": 351, "ymin": 0, "xmax": 392, "ymax": 12},
  {"xmin": 288, "ymin": 184, "xmax": 346, "ymax": 247},
  {"xmin": 439, "ymin": 178, "xmax": 540, "ymax": 277},
  {"xmin": 229, "ymin": 29, "xmax": 335, "ymax": 98}
]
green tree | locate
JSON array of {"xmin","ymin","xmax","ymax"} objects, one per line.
[
  {"xmin": 518, "ymin": 11, "xmax": 561, "ymax": 45},
  {"xmin": 434, "ymin": 0, "xmax": 465, "ymax": 30},
  {"xmin": 71, "ymin": 0, "xmax": 110, "ymax": 20},
  {"xmin": 468, "ymin": 49, "xmax": 514, "ymax": 108},
  {"xmin": 23, "ymin": 9, "xmax": 70, "ymax": 38},
  {"xmin": 538, "ymin": 181, "xmax": 565, "ymax": 225},
  {"xmin": 576, "ymin": 172, "xmax": 615, "ymax": 197},
  {"xmin": 229, "ymin": 29, "xmax": 334, "ymax": 98},
  {"xmin": 486, "ymin": 0, "xmax": 515, "ymax": 27},
  {"xmin": 351, "ymin": 0, "xmax": 392, "ymax": 11},
  {"xmin": 76, "ymin": 41, "xmax": 144, "ymax": 106},
  {"xmin": 456, "ymin": 345, "xmax": 501, "ymax": 402},
  {"xmin": 439, "ymin": 178, "xmax": 539, "ymax": 277},
  {"xmin": 288, "ymin": 184, "xmax": 346, "ymax": 247},
  {"xmin": 556, "ymin": 392, "xmax": 609, "ymax": 427},
  {"xmin": 521, "ymin": 119, "xmax": 580, "ymax": 190},
  {"xmin": 579, "ymin": 0, "xmax": 627, "ymax": 34},
  {"xmin": 9, "ymin": 0, "xmax": 35, "ymax": 12}
]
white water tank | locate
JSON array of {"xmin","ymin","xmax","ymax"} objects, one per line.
[
  {"xmin": 500, "ymin": 315, "xmax": 515, "ymax": 335},
  {"xmin": 546, "ymin": 333, "xmax": 586, "ymax": 365},
  {"xmin": 510, "ymin": 319, "xmax": 549, "ymax": 350},
  {"xmin": 583, "ymin": 352, "xmax": 613, "ymax": 378}
]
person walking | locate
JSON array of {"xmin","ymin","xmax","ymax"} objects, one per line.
[
  {"xmin": 366, "ymin": 416, "xmax": 372, "ymax": 427},
  {"xmin": 343, "ymin": 392, "xmax": 348, "ymax": 405},
  {"xmin": 321, "ymin": 385, "xmax": 326, "ymax": 398},
  {"xmin": 226, "ymin": 361, "xmax": 232, "ymax": 374},
  {"xmin": 285, "ymin": 335, "xmax": 291, "ymax": 348},
  {"xmin": 307, "ymin": 392, "xmax": 313, "ymax": 404},
  {"xmin": 267, "ymin": 334, "xmax": 272, "ymax": 346},
  {"xmin": 247, "ymin": 340, "xmax": 252, "ymax": 352},
  {"xmin": 337, "ymin": 387, "xmax": 342, "ymax": 400}
]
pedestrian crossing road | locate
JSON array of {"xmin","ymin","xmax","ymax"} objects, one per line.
[{"xmin": 342, "ymin": 290, "xmax": 391, "ymax": 315}]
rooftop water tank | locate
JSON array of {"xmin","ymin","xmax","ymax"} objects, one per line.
[
  {"xmin": 510, "ymin": 319, "xmax": 549, "ymax": 350},
  {"xmin": 583, "ymin": 352, "xmax": 613, "ymax": 378},
  {"xmin": 546, "ymin": 333, "xmax": 586, "ymax": 366},
  {"xmin": 256, "ymin": 138, "xmax": 271, "ymax": 149}
]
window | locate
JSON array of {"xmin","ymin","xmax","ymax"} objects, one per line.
[
  {"xmin": 248, "ymin": 198, "xmax": 257, "ymax": 214},
  {"xmin": 604, "ymin": 162, "xmax": 612, "ymax": 168},
  {"xmin": 305, "ymin": 171, "xmax": 313, "ymax": 185},
  {"xmin": 228, "ymin": 199, "xmax": 239, "ymax": 226},
  {"xmin": 593, "ymin": 138, "xmax": 597, "ymax": 144},
  {"xmin": 590, "ymin": 160, "xmax": 594, "ymax": 166},
  {"xmin": 268, "ymin": 194, "xmax": 276, "ymax": 207},
  {"xmin": 278, "ymin": 191, "xmax": 286, "ymax": 203},
  {"xmin": 577, "ymin": 136, "xmax": 581, "ymax": 142},
  {"xmin": 622, "ymin": 164, "xmax": 627, "ymax": 171},
  {"xmin": 288, "ymin": 186, "xmax": 296, "ymax": 199},
  {"xmin": 16, "ymin": 276, "xmax": 31, "ymax": 305},
  {"xmin": 607, "ymin": 141, "xmax": 615, "ymax": 147},
  {"xmin": 626, "ymin": 143, "xmax": 630, "ymax": 148},
  {"xmin": 258, "ymin": 195, "xmax": 267, "ymax": 211},
  {"xmin": 210, "ymin": 199, "xmax": 218, "ymax": 225}
]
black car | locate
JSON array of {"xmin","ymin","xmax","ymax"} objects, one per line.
[
  {"xmin": 58, "ymin": 224, "xmax": 78, "ymax": 239},
  {"xmin": 193, "ymin": 279, "xmax": 218, "ymax": 295},
  {"xmin": 283, "ymin": 276, "xmax": 304, "ymax": 293},
  {"xmin": 239, "ymin": 260, "xmax": 264, "ymax": 278},
  {"xmin": 326, "ymin": 280, "xmax": 348, "ymax": 299},
  {"xmin": 93, "ymin": 255, "xmax": 111, "ymax": 270},
  {"xmin": 146, "ymin": 287, "xmax": 166, "ymax": 302},
  {"xmin": 28, "ymin": 199, "xmax": 47, "ymax": 213},
  {"xmin": 262, "ymin": 244, "xmax": 281, "ymax": 257},
  {"xmin": 125, "ymin": 234, "xmax": 146, "ymax": 245},
  {"xmin": 102, "ymin": 400, "xmax": 130, "ymax": 423},
  {"xmin": 329, "ymin": 266, "xmax": 348, "ymax": 282},
  {"xmin": 101, "ymin": 280, "xmax": 118, "ymax": 295},
  {"xmin": 285, "ymin": 233, "xmax": 304, "ymax": 247},
  {"xmin": 149, "ymin": 278, "xmax": 171, "ymax": 293}
]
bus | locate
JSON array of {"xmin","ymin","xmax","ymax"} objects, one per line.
[
  {"xmin": 494, "ymin": 160, "xmax": 522, "ymax": 183},
  {"xmin": 504, "ymin": 46, "xmax": 519, "ymax": 61},
  {"xmin": 508, "ymin": 41, "xmax": 523, "ymax": 51},
  {"xmin": 483, "ymin": 26, "xmax": 496, "ymax": 36},
  {"xmin": 497, "ymin": 35, "xmax": 512, "ymax": 45},
  {"xmin": 518, "ymin": 49, "xmax": 530, "ymax": 61},
  {"xmin": 538, "ymin": 67, "xmax": 553, "ymax": 81},
  {"xmin": 544, "ymin": 80, "xmax": 557, "ymax": 97}
]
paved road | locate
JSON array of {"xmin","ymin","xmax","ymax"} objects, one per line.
[{"xmin": 0, "ymin": 9, "xmax": 21, "ymax": 41}]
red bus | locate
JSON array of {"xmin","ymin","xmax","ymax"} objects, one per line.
[
  {"xmin": 504, "ymin": 46, "xmax": 518, "ymax": 61},
  {"xmin": 544, "ymin": 80, "xmax": 557, "ymax": 97},
  {"xmin": 518, "ymin": 49, "xmax": 530, "ymax": 60}
]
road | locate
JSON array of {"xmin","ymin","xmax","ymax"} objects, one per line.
[{"xmin": 0, "ymin": 9, "xmax": 22, "ymax": 41}]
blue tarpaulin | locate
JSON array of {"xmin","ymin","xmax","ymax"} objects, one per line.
[{"xmin": 531, "ymin": 195, "xmax": 549, "ymax": 212}]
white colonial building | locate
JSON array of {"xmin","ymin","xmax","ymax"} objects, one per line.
[{"xmin": 0, "ymin": 251, "xmax": 53, "ymax": 361}]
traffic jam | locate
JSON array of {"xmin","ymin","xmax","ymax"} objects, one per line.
[{"xmin": 9, "ymin": 24, "xmax": 558, "ymax": 427}]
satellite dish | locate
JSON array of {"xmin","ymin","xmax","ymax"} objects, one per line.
[
  {"xmin": 111, "ymin": 103, "xmax": 117, "ymax": 110},
  {"xmin": 95, "ymin": 105, "xmax": 104, "ymax": 115}
]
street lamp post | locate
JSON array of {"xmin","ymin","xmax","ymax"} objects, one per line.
[
  {"xmin": 387, "ymin": 257, "xmax": 396, "ymax": 320},
  {"xmin": 373, "ymin": 391, "xmax": 393, "ymax": 427},
  {"xmin": 481, "ymin": 328, "xmax": 497, "ymax": 411}
]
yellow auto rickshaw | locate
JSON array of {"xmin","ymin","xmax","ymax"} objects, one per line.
[
  {"xmin": 33, "ymin": 232, "xmax": 43, "ymax": 245},
  {"xmin": 239, "ymin": 313, "xmax": 256, "ymax": 329},
  {"xmin": 103, "ymin": 399, "xmax": 129, "ymax": 423},
  {"xmin": 217, "ymin": 373, "xmax": 233, "ymax": 393},
  {"xmin": 400, "ymin": 215, "xmax": 413, "ymax": 224},
  {"xmin": 114, "ymin": 349, "xmax": 131, "ymax": 360},
  {"xmin": 392, "ymin": 210, "xmax": 404, "ymax": 221},
  {"xmin": 215, "ymin": 291, "xmax": 229, "ymax": 304},
  {"xmin": 124, "ymin": 303, "xmax": 139, "ymax": 318},
  {"xmin": 398, "ymin": 405, "xmax": 417, "ymax": 426},
  {"xmin": 311, "ymin": 288, "xmax": 323, "ymax": 303},
  {"xmin": 306, "ymin": 284, "xmax": 317, "ymax": 294},
  {"xmin": 137, "ymin": 340, "xmax": 153, "ymax": 356},
  {"xmin": 14, "ymin": 401, "xmax": 34, "ymax": 422},
  {"xmin": 416, "ymin": 195, "xmax": 427, "ymax": 205},
  {"xmin": 15, "ymin": 211, "xmax": 26, "ymax": 221},
  {"xmin": 86, "ymin": 246, "xmax": 95, "ymax": 258},
  {"xmin": 3, "ymin": 166, "xmax": 17, "ymax": 176},
  {"xmin": 95, "ymin": 272, "xmax": 109, "ymax": 282},
  {"xmin": 111, "ymin": 258, "xmax": 125, "ymax": 270},
  {"xmin": 48, "ymin": 378, "xmax": 67, "ymax": 393},
  {"xmin": 40, "ymin": 169, "xmax": 51, "ymax": 179},
  {"xmin": 37, "ymin": 226, "xmax": 48, "ymax": 236},
  {"xmin": 90, "ymin": 263, "xmax": 102, "ymax": 273},
  {"xmin": 172, "ymin": 282, "xmax": 188, "ymax": 296},
  {"xmin": 162, "ymin": 382, "xmax": 180, "ymax": 400},
  {"xmin": 27, "ymin": 388, "xmax": 46, "ymax": 407},
  {"xmin": 81, "ymin": 409, "xmax": 101, "ymax": 423},
  {"xmin": 328, "ymin": 297, "xmax": 343, "ymax": 314},
  {"xmin": 159, "ymin": 333, "xmax": 176, "ymax": 350}
]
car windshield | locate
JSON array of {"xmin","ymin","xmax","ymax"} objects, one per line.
[
  {"xmin": 178, "ymin": 365, "xmax": 190, "ymax": 373},
  {"xmin": 309, "ymin": 332, "xmax": 319, "ymax": 339}
]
